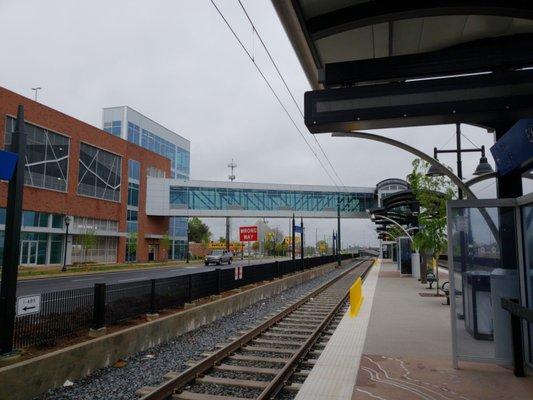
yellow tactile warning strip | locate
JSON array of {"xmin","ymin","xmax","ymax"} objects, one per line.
[{"xmin": 294, "ymin": 259, "xmax": 382, "ymax": 400}]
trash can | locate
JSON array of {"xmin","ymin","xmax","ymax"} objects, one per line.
[{"xmin": 490, "ymin": 268, "xmax": 519, "ymax": 361}]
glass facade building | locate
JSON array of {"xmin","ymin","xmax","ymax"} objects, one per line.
[{"xmin": 102, "ymin": 106, "xmax": 191, "ymax": 260}]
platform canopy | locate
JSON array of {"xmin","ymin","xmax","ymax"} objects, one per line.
[{"xmin": 273, "ymin": 1, "xmax": 533, "ymax": 132}]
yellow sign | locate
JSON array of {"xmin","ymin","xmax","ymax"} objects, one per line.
[
  {"xmin": 318, "ymin": 242, "xmax": 327, "ymax": 253},
  {"xmin": 349, "ymin": 277, "xmax": 364, "ymax": 318},
  {"xmin": 283, "ymin": 236, "xmax": 301, "ymax": 245},
  {"xmin": 208, "ymin": 242, "xmax": 244, "ymax": 251}
]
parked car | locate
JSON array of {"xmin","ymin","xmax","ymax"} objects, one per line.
[{"xmin": 204, "ymin": 250, "xmax": 232, "ymax": 265}]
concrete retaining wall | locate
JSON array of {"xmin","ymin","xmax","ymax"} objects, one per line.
[{"xmin": 0, "ymin": 262, "xmax": 340, "ymax": 400}]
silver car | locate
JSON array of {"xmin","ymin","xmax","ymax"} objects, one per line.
[{"xmin": 204, "ymin": 250, "xmax": 232, "ymax": 265}]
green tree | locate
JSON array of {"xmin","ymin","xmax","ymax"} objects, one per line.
[
  {"xmin": 188, "ymin": 217, "xmax": 211, "ymax": 244},
  {"xmin": 316, "ymin": 240, "xmax": 329, "ymax": 254},
  {"xmin": 408, "ymin": 159, "xmax": 455, "ymax": 288},
  {"xmin": 218, "ymin": 236, "xmax": 226, "ymax": 243},
  {"xmin": 160, "ymin": 232, "xmax": 171, "ymax": 254},
  {"xmin": 126, "ymin": 232, "xmax": 138, "ymax": 262},
  {"xmin": 80, "ymin": 229, "xmax": 97, "ymax": 263}
]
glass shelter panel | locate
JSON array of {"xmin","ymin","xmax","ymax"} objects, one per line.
[
  {"xmin": 448, "ymin": 205, "xmax": 519, "ymax": 364},
  {"xmin": 522, "ymin": 203, "xmax": 533, "ymax": 364}
]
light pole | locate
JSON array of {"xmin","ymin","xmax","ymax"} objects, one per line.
[
  {"xmin": 31, "ymin": 87, "xmax": 41, "ymax": 102},
  {"xmin": 186, "ymin": 225, "xmax": 190, "ymax": 263},
  {"xmin": 426, "ymin": 123, "xmax": 493, "ymax": 198},
  {"xmin": 62, "ymin": 215, "xmax": 70, "ymax": 272}
]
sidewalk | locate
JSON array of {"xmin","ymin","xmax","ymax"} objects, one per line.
[
  {"xmin": 355, "ymin": 260, "xmax": 533, "ymax": 400},
  {"xmin": 295, "ymin": 259, "xmax": 533, "ymax": 400}
]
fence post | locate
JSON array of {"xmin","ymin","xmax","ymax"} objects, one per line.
[
  {"xmin": 216, "ymin": 268, "xmax": 222, "ymax": 294},
  {"xmin": 188, "ymin": 274, "xmax": 193, "ymax": 302},
  {"xmin": 91, "ymin": 283, "xmax": 106, "ymax": 335},
  {"xmin": 149, "ymin": 279, "xmax": 156, "ymax": 314}
]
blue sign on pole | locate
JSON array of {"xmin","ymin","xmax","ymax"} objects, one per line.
[
  {"xmin": 490, "ymin": 118, "xmax": 533, "ymax": 176},
  {"xmin": 294, "ymin": 225, "xmax": 303, "ymax": 234},
  {"xmin": 0, "ymin": 150, "xmax": 18, "ymax": 181}
]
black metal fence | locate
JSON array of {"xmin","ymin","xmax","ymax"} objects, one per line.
[{"xmin": 13, "ymin": 253, "xmax": 356, "ymax": 349}]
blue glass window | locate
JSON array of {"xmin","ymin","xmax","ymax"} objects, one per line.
[
  {"xmin": 104, "ymin": 120, "xmax": 121, "ymax": 136},
  {"xmin": 127, "ymin": 122, "xmax": 140, "ymax": 144},
  {"xmin": 128, "ymin": 159, "xmax": 140, "ymax": 181}
]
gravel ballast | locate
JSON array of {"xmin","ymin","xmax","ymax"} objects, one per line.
[{"xmin": 37, "ymin": 264, "xmax": 353, "ymax": 400}]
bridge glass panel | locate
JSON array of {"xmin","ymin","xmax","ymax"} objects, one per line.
[{"xmin": 169, "ymin": 186, "xmax": 373, "ymax": 214}]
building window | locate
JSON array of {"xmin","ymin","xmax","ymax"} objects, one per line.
[
  {"xmin": 103, "ymin": 120, "xmax": 121, "ymax": 137},
  {"xmin": 71, "ymin": 236, "xmax": 117, "ymax": 264},
  {"xmin": 127, "ymin": 122, "xmax": 140, "ymax": 144},
  {"xmin": 78, "ymin": 143, "xmax": 122, "ymax": 202},
  {"xmin": 128, "ymin": 159, "xmax": 140, "ymax": 181},
  {"xmin": 74, "ymin": 216, "xmax": 118, "ymax": 232},
  {"xmin": 5, "ymin": 116, "xmax": 70, "ymax": 192},
  {"xmin": 128, "ymin": 182, "xmax": 139, "ymax": 207},
  {"xmin": 127, "ymin": 210, "xmax": 138, "ymax": 233},
  {"xmin": 176, "ymin": 147, "xmax": 190, "ymax": 175},
  {"xmin": 147, "ymin": 166, "xmax": 165, "ymax": 178},
  {"xmin": 22, "ymin": 211, "xmax": 49, "ymax": 227}
]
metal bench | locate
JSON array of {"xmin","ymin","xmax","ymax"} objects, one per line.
[
  {"xmin": 426, "ymin": 272, "xmax": 437, "ymax": 289},
  {"xmin": 441, "ymin": 281, "xmax": 450, "ymax": 305}
]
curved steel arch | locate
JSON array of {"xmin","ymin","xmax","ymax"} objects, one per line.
[{"xmin": 332, "ymin": 131, "xmax": 477, "ymax": 199}]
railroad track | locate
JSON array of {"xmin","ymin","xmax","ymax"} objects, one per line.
[{"xmin": 138, "ymin": 258, "xmax": 374, "ymax": 400}]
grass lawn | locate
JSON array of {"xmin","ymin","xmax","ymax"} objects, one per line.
[{"xmin": 16, "ymin": 259, "xmax": 194, "ymax": 279}]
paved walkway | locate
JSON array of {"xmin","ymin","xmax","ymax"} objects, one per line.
[{"xmin": 296, "ymin": 259, "xmax": 533, "ymax": 400}]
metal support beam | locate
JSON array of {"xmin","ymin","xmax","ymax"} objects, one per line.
[
  {"xmin": 0, "ymin": 105, "xmax": 26, "ymax": 355},
  {"xmin": 291, "ymin": 214, "xmax": 295, "ymax": 261},
  {"xmin": 337, "ymin": 198, "xmax": 341, "ymax": 266}
]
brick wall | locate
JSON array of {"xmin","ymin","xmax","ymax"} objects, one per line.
[{"xmin": 0, "ymin": 87, "xmax": 171, "ymax": 263}]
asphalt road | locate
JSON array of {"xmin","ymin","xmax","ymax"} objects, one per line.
[{"xmin": 16, "ymin": 257, "xmax": 290, "ymax": 296}]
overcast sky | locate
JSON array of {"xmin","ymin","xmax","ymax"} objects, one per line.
[{"xmin": 1, "ymin": 0, "xmax": 528, "ymax": 248}]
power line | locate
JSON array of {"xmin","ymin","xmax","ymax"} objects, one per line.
[
  {"xmin": 209, "ymin": 0, "xmax": 340, "ymax": 187},
  {"xmin": 236, "ymin": 0, "xmax": 345, "ymax": 187}
]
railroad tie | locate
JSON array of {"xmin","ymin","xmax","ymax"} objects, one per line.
[
  {"xmin": 173, "ymin": 391, "xmax": 250, "ymax": 400},
  {"xmin": 196, "ymin": 376, "xmax": 268, "ymax": 389}
]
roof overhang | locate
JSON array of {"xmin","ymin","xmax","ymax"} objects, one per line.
[{"xmin": 273, "ymin": 1, "xmax": 533, "ymax": 132}]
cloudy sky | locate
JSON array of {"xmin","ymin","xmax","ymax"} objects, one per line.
[{"xmin": 1, "ymin": 0, "xmax": 526, "ymax": 248}]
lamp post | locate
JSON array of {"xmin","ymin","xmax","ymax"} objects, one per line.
[
  {"xmin": 186, "ymin": 225, "xmax": 190, "ymax": 263},
  {"xmin": 62, "ymin": 215, "xmax": 70, "ymax": 272},
  {"xmin": 426, "ymin": 123, "xmax": 494, "ymax": 198}
]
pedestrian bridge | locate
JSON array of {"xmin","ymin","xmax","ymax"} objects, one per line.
[{"xmin": 146, "ymin": 178, "xmax": 377, "ymax": 218}]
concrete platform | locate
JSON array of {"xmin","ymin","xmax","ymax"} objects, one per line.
[{"xmin": 296, "ymin": 260, "xmax": 533, "ymax": 400}]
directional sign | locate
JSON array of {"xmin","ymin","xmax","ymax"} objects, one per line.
[
  {"xmin": 294, "ymin": 225, "xmax": 303, "ymax": 234},
  {"xmin": 16, "ymin": 295, "xmax": 41, "ymax": 316},
  {"xmin": 491, "ymin": 118, "xmax": 533, "ymax": 176},
  {"xmin": 0, "ymin": 150, "xmax": 18, "ymax": 181},
  {"xmin": 239, "ymin": 226, "xmax": 258, "ymax": 242}
]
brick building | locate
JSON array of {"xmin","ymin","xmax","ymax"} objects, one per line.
[{"xmin": 0, "ymin": 86, "xmax": 172, "ymax": 265}]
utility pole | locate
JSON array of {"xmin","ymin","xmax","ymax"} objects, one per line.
[
  {"xmin": 337, "ymin": 196, "xmax": 341, "ymax": 266},
  {"xmin": 291, "ymin": 214, "xmax": 295, "ymax": 262},
  {"xmin": 226, "ymin": 159, "xmax": 236, "ymax": 251},
  {"xmin": 300, "ymin": 217, "xmax": 304, "ymax": 270},
  {"xmin": 0, "ymin": 105, "xmax": 26, "ymax": 356},
  {"xmin": 31, "ymin": 87, "xmax": 41, "ymax": 102}
]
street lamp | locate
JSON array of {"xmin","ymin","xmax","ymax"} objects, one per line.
[
  {"xmin": 62, "ymin": 215, "xmax": 71, "ymax": 272},
  {"xmin": 426, "ymin": 123, "xmax": 494, "ymax": 198}
]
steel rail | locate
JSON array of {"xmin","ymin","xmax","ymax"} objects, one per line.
[
  {"xmin": 257, "ymin": 259, "xmax": 373, "ymax": 399},
  {"xmin": 139, "ymin": 258, "xmax": 372, "ymax": 400}
]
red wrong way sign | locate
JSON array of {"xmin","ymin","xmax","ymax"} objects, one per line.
[{"xmin": 239, "ymin": 226, "xmax": 258, "ymax": 242}]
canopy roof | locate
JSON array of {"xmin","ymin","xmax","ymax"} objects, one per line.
[{"xmin": 273, "ymin": 1, "xmax": 533, "ymax": 89}]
